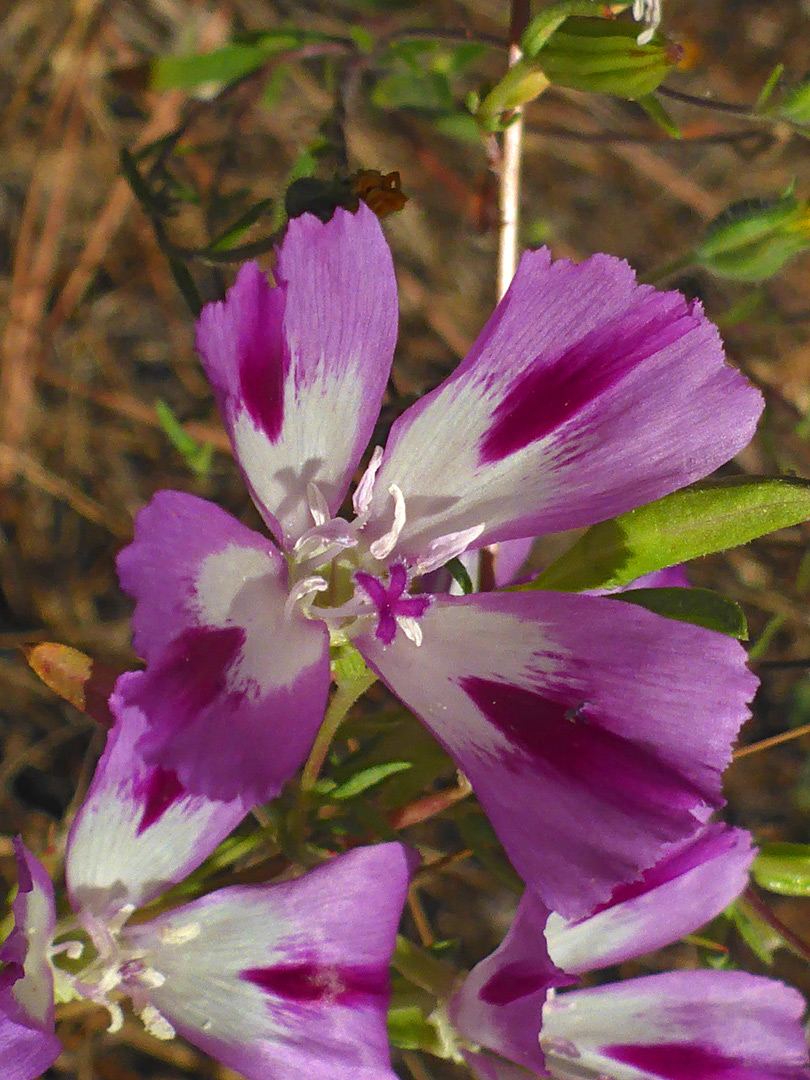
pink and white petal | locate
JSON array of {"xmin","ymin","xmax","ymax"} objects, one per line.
[
  {"xmin": 0, "ymin": 844, "xmax": 62, "ymax": 1079},
  {"xmin": 0, "ymin": 1007, "xmax": 61, "ymax": 1080},
  {"xmin": 116, "ymin": 491, "xmax": 331, "ymax": 803},
  {"xmin": 355, "ymin": 591, "xmax": 756, "ymax": 920},
  {"xmin": 121, "ymin": 844, "xmax": 412, "ymax": 1080},
  {"xmin": 366, "ymin": 249, "xmax": 762, "ymax": 562},
  {"xmin": 620, "ymin": 565, "xmax": 691, "ymax": 590},
  {"xmin": 4, "ymin": 841, "xmax": 56, "ymax": 1032},
  {"xmin": 546, "ymin": 824, "xmax": 754, "ymax": 974},
  {"xmin": 450, "ymin": 892, "xmax": 572, "ymax": 1075},
  {"xmin": 196, "ymin": 206, "xmax": 399, "ymax": 547},
  {"xmin": 65, "ymin": 674, "xmax": 251, "ymax": 919},
  {"xmin": 494, "ymin": 538, "xmax": 536, "ymax": 587},
  {"xmin": 541, "ymin": 971, "xmax": 810, "ymax": 1080},
  {"xmin": 463, "ymin": 1050, "xmax": 545, "ymax": 1080}
]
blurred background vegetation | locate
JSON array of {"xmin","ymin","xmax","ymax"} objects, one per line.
[{"xmin": 6, "ymin": 0, "xmax": 810, "ymax": 1076}]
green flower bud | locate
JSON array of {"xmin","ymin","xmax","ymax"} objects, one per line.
[
  {"xmin": 697, "ymin": 194, "xmax": 810, "ymax": 282},
  {"xmin": 768, "ymin": 76, "xmax": 810, "ymax": 127},
  {"xmin": 477, "ymin": 60, "xmax": 551, "ymax": 130},
  {"xmin": 536, "ymin": 15, "xmax": 679, "ymax": 99}
]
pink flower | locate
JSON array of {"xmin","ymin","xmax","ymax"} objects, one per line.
[{"xmin": 118, "ymin": 206, "xmax": 761, "ymax": 917}]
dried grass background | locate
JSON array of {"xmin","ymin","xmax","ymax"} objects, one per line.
[{"xmin": 4, "ymin": 0, "xmax": 810, "ymax": 1076}]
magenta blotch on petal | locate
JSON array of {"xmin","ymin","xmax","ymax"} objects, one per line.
[
  {"xmin": 196, "ymin": 206, "xmax": 399, "ymax": 545},
  {"xmin": 357, "ymin": 589, "xmax": 757, "ymax": 919},
  {"xmin": 66, "ymin": 674, "xmax": 252, "ymax": 916},
  {"xmin": 120, "ymin": 843, "xmax": 413, "ymax": 1080},
  {"xmin": 546, "ymin": 823, "xmax": 754, "ymax": 974},
  {"xmin": 116, "ymin": 490, "xmax": 331, "ymax": 804},
  {"xmin": 242, "ymin": 961, "xmax": 389, "ymax": 1007},
  {"xmin": 367, "ymin": 248, "xmax": 763, "ymax": 562}
]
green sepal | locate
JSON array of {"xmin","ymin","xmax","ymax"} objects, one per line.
[
  {"xmin": 753, "ymin": 843, "xmax": 810, "ymax": 897},
  {"xmin": 535, "ymin": 16, "xmax": 677, "ymax": 100},
  {"xmin": 528, "ymin": 476, "xmax": 810, "ymax": 594},
  {"xmin": 521, "ymin": 2, "xmax": 630, "ymax": 57},
  {"xmin": 610, "ymin": 587, "xmax": 747, "ymax": 638}
]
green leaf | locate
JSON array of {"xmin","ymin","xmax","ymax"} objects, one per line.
[
  {"xmin": 331, "ymin": 761, "xmax": 413, "ymax": 800},
  {"xmin": 753, "ymin": 843, "xmax": 810, "ymax": 896},
  {"xmin": 207, "ymin": 198, "xmax": 273, "ymax": 252},
  {"xmin": 611, "ymin": 587, "xmax": 747, "ymax": 638},
  {"xmin": 529, "ymin": 476, "xmax": 810, "ymax": 593},
  {"xmin": 153, "ymin": 44, "xmax": 270, "ymax": 90},
  {"xmin": 445, "ymin": 557, "xmax": 473, "ymax": 594},
  {"xmin": 392, "ymin": 935, "xmax": 458, "ymax": 998},
  {"xmin": 755, "ymin": 62, "xmax": 784, "ymax": 110},
  {"xmin": 155, "ymin": 400, "xmax": 213, "ymax": 476},
  {"xmin": 151, "ymin": 31, "xmax": 334, "ymax": 91},
  {"xmin": 166, "ymin": 256, "xmax": 203, "ymax": 318},
  {"xmin": 638, "ymin": 93, "xmax": 681, "ymax": 137},
  {"xmin": 726, "ymin": 898, "xmax": 780, "ymax": 965},
  {"xmin": 372, "ymin": 70, "xmax": 456, "ymax": 113}
]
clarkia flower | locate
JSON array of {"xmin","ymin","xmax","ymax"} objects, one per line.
[
  {"xmin": 0, "ymin": 672, "xmax": 413, "ymax": 1080},
  {"xmin": 450, "ymin": 822, "xmax": 810, "ymax": 1079},
  {"xmin": 117, "ymin": 205, "xmax": 762, "ymax": 918}
]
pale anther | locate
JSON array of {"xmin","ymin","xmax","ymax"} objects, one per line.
[
  {"xmin": 306, "ymin": 482, "xmax": 330, "ymax": 526},
  {"xmin": 159, "ymin": 922, "xmax": 202, "ymax": 946},
  {"xmin": 284, "ymin": 576, "xmax": 329, "ymax": 620},
  {"xmin": 369, "ymin": 484, "xmax": 406, "ymax": 560},
  {"xmin": 141, "ymin": 1003, "xmax": 176, "ymax": 1041},
  {"xmin": 398, "ymin": 616, "xmax": 423, "ymax": 647},
  {"xmin": 353, "ymin": 445, "xmax": 384, "ymax": 516}
]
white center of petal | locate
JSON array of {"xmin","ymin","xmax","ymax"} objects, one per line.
[
  {"xmin": 283, "ymin": 448, "xmax": 484, "ymax": 648},
  {"xmin": 53, "ymin": 907, "xmax": 177, "ymax": 1041}
]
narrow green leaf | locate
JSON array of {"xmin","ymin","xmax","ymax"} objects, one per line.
[
  {"xmin": 166, "ymin": 256, "xmax": 203, "ymax": 318},
  {"xmin": 153, "ymin": 44, "xmax": 269, "ymax": 91},
  {"xmin": 611, "ymin": 587, "xmax": 747, "ymax": 638},
  {"xmin": 638, "ymin": 93, "xmax": 681, "ymax": 137},
  {"xmin": 445, "ymin": 557, "xmax": 473, "ymax": 594},
  {"xmin": 155, "ymin": 400, "xmax": 213, "ymax": 476},
  {"xmin": 755, "ymin": 62, "xmax": 784, "ymax": 110},
  {"xmin": 151, "ymin": 31, "xmax": 334, "ymax": 91},
  {"xmin": 119, "ymin": 147, "xmax": 163, "ymax": 215},
  {"xmin": 529, "ymin": 476, "xmax": 810, "ymax": 593},
  {"xmin": 207, "ymin": 198, "xmax": 273, "ymax": 252},
  {"xmin": 392, "ymin": 935, "xmax": 458, "ymax": 998},
  {"xmin": 753, "ymin": 843, "xmax": 810, "ymax": 897},
  {"xmin": 331, "ymin": 761, "xmax": 413, "ymax": 800},
  {"xmin": 727, "ymin": 899, "xmax": 780, "ymax": 965}
]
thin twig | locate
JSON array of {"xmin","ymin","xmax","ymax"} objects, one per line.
[
  {"xmin": 742, "ymin": 887, "xmax": 810, "ymax": 966},
  {"xmin": 496, "ymin": 0, "xmax": 531, "ymax": 302},
  {"xmin": 733, "ymin": 721, "xmax": 810, "ymax": 759}
]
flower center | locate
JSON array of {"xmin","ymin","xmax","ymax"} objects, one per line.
[
  {"xmin": 52, "ymin": 908, "xmax": 176, "ymax": 1041},
  {"xmin": 284, "ymin": 448, "xmax": 484, "ymax": 647}
]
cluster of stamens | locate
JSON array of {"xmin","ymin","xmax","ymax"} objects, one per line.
[
  {"xmin": 284, "ymin": 447, "xmax": 484, "ymax": 647},
  {"xmin": 50, "ymin": 908, "xmax": 177, "ymax": 1041}
]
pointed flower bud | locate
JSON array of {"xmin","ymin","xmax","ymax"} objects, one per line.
[
  {"xmin": 697, "ymin": 192, "xmax": 810, "ymax": 281},
  {"xmin": 537, "ymin": 15, "xmax": 680, "ymax": 98}
]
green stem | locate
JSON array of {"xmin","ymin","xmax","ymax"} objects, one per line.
[
  {"xmin": 638, "ymin": 251, "xmax": 698, "ymax": 285},
  {"xmin": 290, "ymin": 651, "xmax": 377, "ymax": 851}
]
